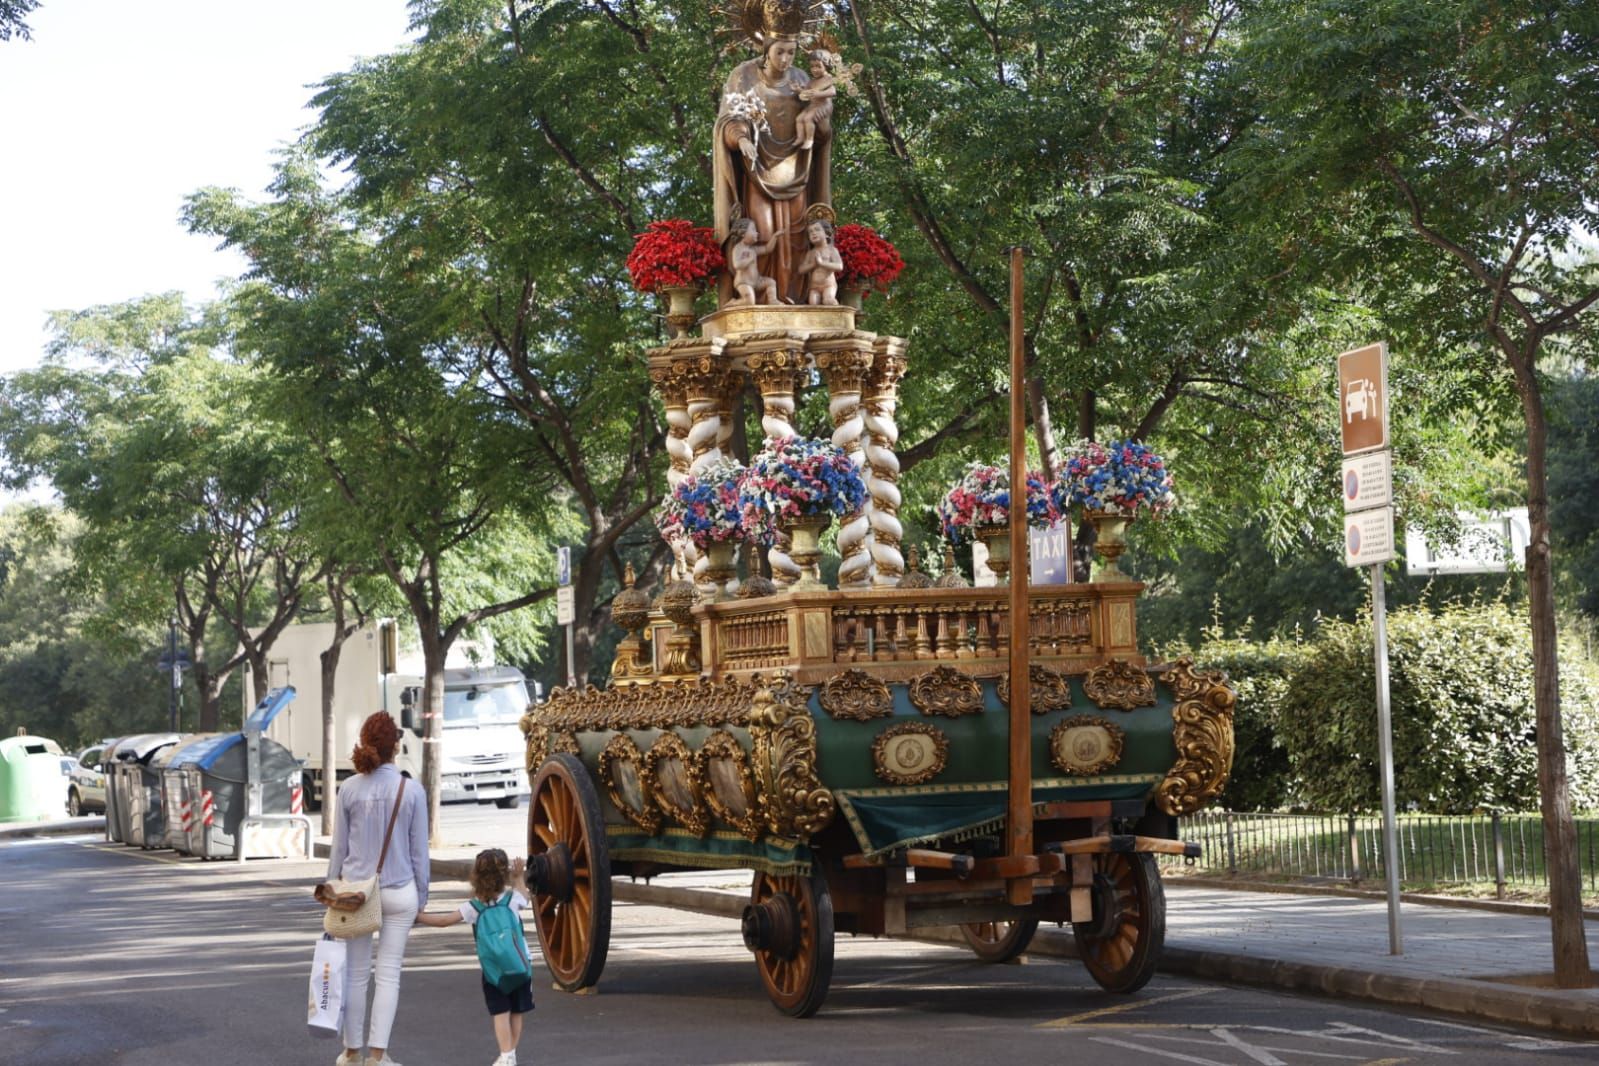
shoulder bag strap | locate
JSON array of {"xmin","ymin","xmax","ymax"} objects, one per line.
[{"xmin": 374, "ymin": 776, "xmax": 406, "ymax": 876}]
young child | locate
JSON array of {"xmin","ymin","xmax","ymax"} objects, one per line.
[
  {"xmin": 795, "ymin": 51, "xmax": 835, "ymax": 150},
  {"xmin": 416, "ymin": 849, "xmax": 533, "ymax": 1066}
]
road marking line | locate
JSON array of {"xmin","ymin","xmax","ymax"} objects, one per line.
[
  {"xmin": 1329, "ymin": 1023, "xmax": 1453, "ymax": 1054},
  {"xmin": 1211, "ymin": 1026, "xmax": 1287, "ymax": 1065},
  {"xmin": 1252, "ymin": 1026, "xmax": 1452, "ymax": 1055},
  {"xmin": 1090, "ymin": 1034, "xmax": 1233, "ymax": 1065},
  {"xmin": 1040, "ymin": 987, "xmax": 1217, "ymax": 1028},
  {"xmin": 1409, "ymin": 1017, "xmax": 1586, "ymax": 1051},
  {"xmin": 1358, "ymin": 1059, "xmax": 1411, "ymax": 1065}
]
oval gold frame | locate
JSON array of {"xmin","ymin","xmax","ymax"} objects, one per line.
[
  {"xmin": 695, "ymin": 729, "xmax": 764, "ymax": 840},
  {"xmin": 871, "ymin": 721, "xmax": 950, "ymax": 786},
  {"xmin": 1049, "ymin": 715, "xmax": 1126, "ymax": 777},
  {"xmin": 643, "ymin": 732, "xmax": 710, "ymax": 836},
  {"xmin": 598, "ymin": 733, "xmax": 660, "ymax": 834}
]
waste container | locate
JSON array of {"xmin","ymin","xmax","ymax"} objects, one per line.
[
  {"xmin": 105, "ymin": 733, "xmax": 182, "ymax": 848},
  {"xmin": 103, "ymin": 735, "xmax": 181, "ymax": 843},
  {"xmin": 1, "ymin": 734, "xmax": 67, "ymax": 823},
  {"xmin": 153, "ymin": 734, "xmax": 223, "ymax": 852},
  {"xmin": 164, "ymin": 688, "xmax": 309, "ymax": 860}
]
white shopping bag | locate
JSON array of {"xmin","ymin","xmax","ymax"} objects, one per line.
[{"xmin": 307, "ymin": 934, "xmax": 346, "ymax": 1038}]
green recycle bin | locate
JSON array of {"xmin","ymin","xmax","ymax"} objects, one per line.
[{"xmin": 1, "ymin": 734, "xmax": 67, "ymax": 823}]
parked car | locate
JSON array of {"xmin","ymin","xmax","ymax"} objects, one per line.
[
  {"xmin": 68, "ymin": 744, "xmax": 111, "ymax": 816},
  {"xmin": 58, "ymin": 755, "xmax": 76, "ymax": 813}
]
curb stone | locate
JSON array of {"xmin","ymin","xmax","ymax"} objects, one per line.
[
  {"xmin": 1167, "ymin": 873, "xmax": 1599, "ymax": 922},
  {"xmin": 0, "ymin": 816, "xmax": 103, "ymax": 841}
]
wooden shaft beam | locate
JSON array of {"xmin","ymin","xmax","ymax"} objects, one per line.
[{"xmin": 1006, "ymin": 244, "xmax": 1033, "ymax": 906}]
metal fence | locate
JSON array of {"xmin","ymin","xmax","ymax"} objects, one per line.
[{"xmin": 1162, "ymin": 810, "xmax": 1599, "ymax": 897}]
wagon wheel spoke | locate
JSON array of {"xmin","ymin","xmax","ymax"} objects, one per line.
[{"xmin": 527, "ymin": 754, "xmax": 611, "ymax": 992}]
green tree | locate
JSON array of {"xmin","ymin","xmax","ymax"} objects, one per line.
[
  {"xmin": 189, "ymin": 158, "xmax": 573, "ymax": 837},
  {"xmin": 0, "ymin": 296, "xmax": 330, "ymax": 730},
  {"xmin": 0, "ymin": 505, "xmax": 169, "ymax": 745},
  {"xmin": 1237, "ymin": 0, "xmax": 1599, "ymax": 984}
]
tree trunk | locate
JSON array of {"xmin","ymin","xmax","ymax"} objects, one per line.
[
  {"xmin": 318, "ymin": 638, "xmax": 346, "ymax": 837},
  {"xmin": 1515, "ymin": 361, "xmax": 1592, "ymax": 987},
  {"xmin": 1027, "ymin": 375, "xmax": 1061, "ymax": 479},
  {"xmin": 418, "ymin": 623, "xmax": 446, "ymax": 847}
]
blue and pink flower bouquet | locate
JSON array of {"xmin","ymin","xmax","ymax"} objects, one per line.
[
  {"xmin": 935, "ymin": 461, "xmax": 1061, "ymax": 544},
  {"xmin": 738, "ymin": 437, "xmax": 867, "ymax": 546},
  {"xmin": 1061, "ymin": 439, "xmax": 1176, "ymax": 517},
  {"xmin": 656, "ymin": 458, "xmax": 747, "ymax": 549}
]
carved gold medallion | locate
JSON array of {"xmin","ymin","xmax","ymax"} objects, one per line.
[
  {"xmin": 820, "ymin": 668, "xmax": 893, "ymax": 721},
  {"xmin": 1049, "ymin": 715, "xmax": 1126, "ymax": 777},
  {"xmin": 1083, "ymin": 658, "xmax": 1156, "ymax": 710},
  {"xmin": 908, "ymin": 664, "xmax": 983, "ymax": 718},
  {"xmin": 871, "ymin": 722, "xmax": 949, "ymax": 786}
]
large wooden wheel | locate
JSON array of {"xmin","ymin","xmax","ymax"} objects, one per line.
[
  {"xmin": 960, "ymin": 918, "xmax": 1039, "ymax": 963},
  {"xmin": 1071, "ymin": 851, "xmax": 1165, "ymax": 993},
  {"xmin": 742, "ymin": 868, "xmax": 835, "ymax": 1018},
  {"xmin": 527, "ymin": 753, "xmax": 612, "ymax": 992}
]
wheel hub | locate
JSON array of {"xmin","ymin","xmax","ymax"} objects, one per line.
[
  {"xmin": 528, "ymin": 842, "xmax": 574, "ymax": 903},
  {"xmin": 741, "ymin": 892, "xmax": 800, "ymax": 958}
]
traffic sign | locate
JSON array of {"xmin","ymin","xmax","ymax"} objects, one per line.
[
  {"xmin": 1338, "ymin": 342, "xmax": 1389, "ymax": 455},
  {"xmin": 1342, "ymin": 451, "xmax": 1393, "ymax": 513},
  {"xmin": 557, "ymin": 546, "xmax": 572, "ymax": 588},
  {"xmin": 556, "ymin": 585, "xmax": 575, "ymax": 626},
  {"xmin": 1345, "ymin": 506, "xmax": 1396, "ymax": 567}
]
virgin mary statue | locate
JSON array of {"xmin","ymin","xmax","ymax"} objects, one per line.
[{"xmin": 713, "ymin": 0, "xmax": 832, "ymax": 306}]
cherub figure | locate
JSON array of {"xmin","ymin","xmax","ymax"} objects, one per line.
[
  {"xmin": 726, "ymin": 218, "xmax": 782, "ymax": 305},
  {"xmin": 794, "ymin": 51, "xmax": 836, "ymax": 150},
  {"xmin": 796, "ymin": 219, "xmax": 843, "ymax": 306}
]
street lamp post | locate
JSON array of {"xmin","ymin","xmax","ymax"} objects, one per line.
[{"xmin": 168, "ymin": 615, "xmax": 180, "ymax": 733}]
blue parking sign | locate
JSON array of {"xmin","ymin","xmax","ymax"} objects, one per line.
[{"xmin": 557, "ymin": 546, "xmax": 572, "ymax": 587}]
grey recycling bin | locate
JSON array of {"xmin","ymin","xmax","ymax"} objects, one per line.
[
  {"xmin": 154, "ymin": 734, "xmax": 224, "ymax": 852},
  {"xmin": 106, "ymin": 733, "xmax": 182, "ymax": 848},
  {"xmin": 165, "ymin": 688, "xmax": 308, "ymax": 861},
  {"xmin": 103, "ymin": 735, "xmax": 180, "ymax": 843}
]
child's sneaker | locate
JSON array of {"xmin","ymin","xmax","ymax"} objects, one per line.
[{"xmin": 491, "ymin": 1054, "xmax": 516, "ymax": 1066}]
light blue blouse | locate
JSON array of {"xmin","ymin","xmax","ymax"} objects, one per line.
[{"xmin": 325, "ymin": 763, "xmax": 430, "ymax": 912}]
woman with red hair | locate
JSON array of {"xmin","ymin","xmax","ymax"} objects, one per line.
[{"xmin": 326, "ymin": 711, "xmax": 430, "ymax": 1066}]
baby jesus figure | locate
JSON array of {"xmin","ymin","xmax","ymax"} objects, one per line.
[
  {"xmin": 796, "ymin": 219, "xmax": 844, "ymax": 306},
  {"xmin": 795, "ymin": 52, "xmax": 836, "ymax": 151}
]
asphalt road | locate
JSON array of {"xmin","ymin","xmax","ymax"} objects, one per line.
[{"xmin": 3, "ymin": 831, "xmax": 1597, "ymax": 1066}]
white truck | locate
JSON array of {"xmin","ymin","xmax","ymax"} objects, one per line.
[{"xmin": 245, "ymin": 620, "xmax": 533, "ymax": 810}]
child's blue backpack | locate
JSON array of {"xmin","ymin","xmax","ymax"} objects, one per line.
[{"xmin": 471, "ymin": 891, "xmax": 534, "ymax": 993}]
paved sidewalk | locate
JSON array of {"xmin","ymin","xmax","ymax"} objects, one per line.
[{"xmin": 316, "ymin": 830, "xmax": 1599, "ymax": 1039}]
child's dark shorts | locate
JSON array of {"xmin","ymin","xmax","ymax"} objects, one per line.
[{"xmin": 481, "ymin": 978, "xmax": 535, "ymax": 1016}]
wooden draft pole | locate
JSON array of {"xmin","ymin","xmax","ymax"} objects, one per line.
[{"xmin": 1005, "ymin": 245, "xmax": 1033, "ymax": 906}]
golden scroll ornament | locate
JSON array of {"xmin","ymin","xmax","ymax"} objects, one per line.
[
  {"xmin": 748, "ymin": 683, "xmax": 834, "ymax": 840},
  {"xmin": 819, "ymin": 668, "xmax": 893, "ymax": 722},
  {"xmin": 908, "ymin": 664, "xmax": 983, "ymax": 718},
  {"xmin": 997, "ymin": 663, "xmax": 1073, "ymax": 714},
  {"xmin": 1155, "ymin": 658, "xmax": 1237, "ymax": 817},
  {"xmin": 1083, "ymin": 658, "xmax": 1157, "ymax": 710}
]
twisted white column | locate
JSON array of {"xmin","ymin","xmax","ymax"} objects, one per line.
[
  {"xmin": 829, "ymin": 380, "xmax": 872, "ymax": 589},
  {"xmin": 866, "ymin": 349, "xmax": 907, "ymax": 586},
  {"xmin": 749, "ymin": 355, "xmax": 803, "ymax": 588}
]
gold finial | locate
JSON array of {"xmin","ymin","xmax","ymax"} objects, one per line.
[{"xmin": 933, "ymin": 543, "xmax": 970, "ymax": 589}]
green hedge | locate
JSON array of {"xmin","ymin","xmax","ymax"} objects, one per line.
[{"xmin": 1173, "ymin": 601, "xmax": 1599, "ymax": 813}]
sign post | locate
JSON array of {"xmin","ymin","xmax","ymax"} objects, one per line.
[
  {"xmin": 556, "ymin": 547, "xmax": 576, "ymax": 689},
  {"xmin": 1338, "ymin": 341, "xmax": 1402, "ymax": 955}
]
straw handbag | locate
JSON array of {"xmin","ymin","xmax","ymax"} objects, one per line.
[{"xmin": 315, "ymin": 778, "xmax": 405, "ymax": 938}]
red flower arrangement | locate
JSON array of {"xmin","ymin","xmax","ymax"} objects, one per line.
[
  {"xmin": 626, "ymin": 219, "xmax": 725, "ymax": 293},
  {"xmin": 835, "ymin": 223, "xmax": 905, "ymax": 293}
]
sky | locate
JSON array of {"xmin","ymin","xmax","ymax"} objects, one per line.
[{"xmin": 0, "ymin": 0, "xmax": 415, "ymax": 378}]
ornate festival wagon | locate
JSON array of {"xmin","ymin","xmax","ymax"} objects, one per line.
[{"xmin": 516, "ymin": 0, "xmax": 1236, "ymax": 1018}]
